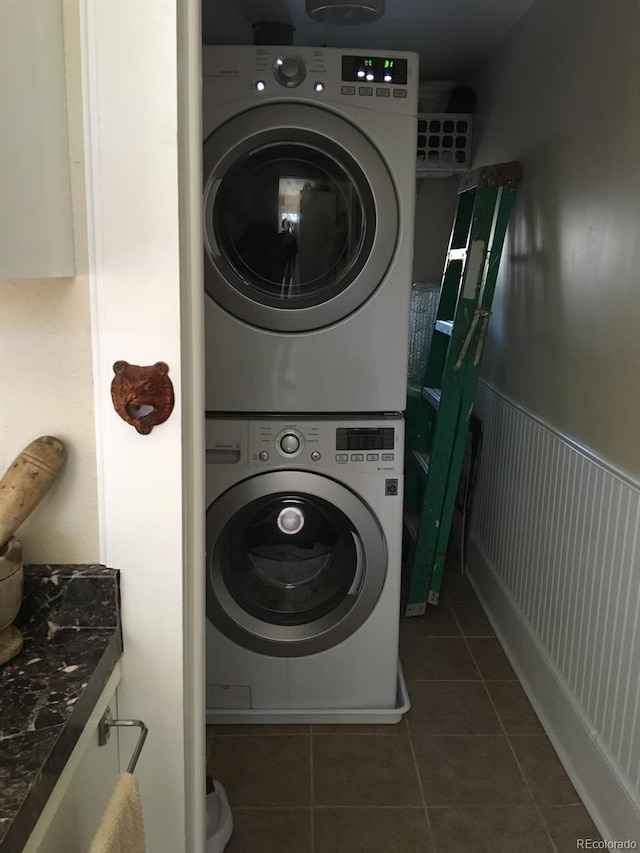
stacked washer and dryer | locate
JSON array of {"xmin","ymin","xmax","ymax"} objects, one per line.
[{"xmin": 203, "ymin": 45, "xmax": 418, "ymax": 723}]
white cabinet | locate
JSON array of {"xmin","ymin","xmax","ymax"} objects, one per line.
[
  {"xmin": 24, "ymin": 666, "xmax": 122, "ymax": 853},
  {"xmin": 0, "ymin": 0, "xmax": 75, "ymax": 278}
]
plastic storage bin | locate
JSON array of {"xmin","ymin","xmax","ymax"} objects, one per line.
[{"xmin": 417, "ymin": 113, "xmax": 473, "ymax": 176}]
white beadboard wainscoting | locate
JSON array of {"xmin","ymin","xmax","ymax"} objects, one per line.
[{"xmin": 467, "ymin": 381, "xmax": 640, "ymax": 842}]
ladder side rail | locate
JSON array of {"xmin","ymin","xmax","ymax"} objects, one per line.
[
  {"xmin": 449, "ymin": 185, "xmax": 477, "ymax": 252},
  {"xmin": 405, "ymin": 190, "xmax": 474, "ymax": 443},
  {"xmin": 426, "ymin": 387, "xmax": 480, "ymax": 604},
  {"xmin": 478, "ymin": 183, "xmax": 519, "ymax": 315},
  {"xmin": 420, "ymin": 289, "xmax": 491, "ymax": 603},
  {"xmin": 454, "ymin": 187, "xmax": 499, "ymax": 309},
  {"xmin": 421, "ymin": 261, "xmax": 463, "ymax": 392},
  {"xmin": 405, "ymin": 390, "xmax": 464, "ymax": 614},
  {"xmin": 420, "ymin": 190, "xmax": 479, "ymax": 391}
]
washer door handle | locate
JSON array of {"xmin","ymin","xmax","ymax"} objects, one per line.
[{"xmin": 347, "ymin": 533, "xmax": 365, "ymax": 596}]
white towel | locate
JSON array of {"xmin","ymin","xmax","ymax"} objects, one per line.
[{"xmin": 90, "ymin": 772, "xmax": 146, "ymax": 853}]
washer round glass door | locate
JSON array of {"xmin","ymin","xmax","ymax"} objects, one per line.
[
  {"xmin": 203, "ymin": 103, "xmax": 399, "ymax": 332},
  {"xmin": 206, "ymin": 471, "xmax": 387, "ymax": 657}
]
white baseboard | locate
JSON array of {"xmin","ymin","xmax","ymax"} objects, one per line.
[{"xmin": 467, "ymin": 534, "xmax": 640, "ymax": 844}]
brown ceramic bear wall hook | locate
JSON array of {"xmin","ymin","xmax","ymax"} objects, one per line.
[{"xmin": 111, "ymin": 361, "xmax": 175, "ymax": 435}]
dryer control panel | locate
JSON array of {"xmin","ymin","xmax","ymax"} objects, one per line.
[
  {"xmin": 206, "ymin": 417, "xmax": 404, "ymax": 474},
  {"xmin": 202, "ymin": 45, "xmax": 419, "ymax": 115}
]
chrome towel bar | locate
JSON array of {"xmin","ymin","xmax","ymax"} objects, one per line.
[{"xmin": 98, "ymin": 707, "xmax": 149, "ymax": 774}]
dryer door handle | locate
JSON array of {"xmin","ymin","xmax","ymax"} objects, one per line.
[
  {"xmin": 203, "ymin": 177, "xmax": 223, "ymax": 258},
  {"xmin": 346, "ymin": 533, "xmax": 365, "ymax": 596}
]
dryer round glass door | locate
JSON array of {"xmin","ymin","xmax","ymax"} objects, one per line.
[
  {"xmin": 206, "ymin": 471, "xmax": 387, "ymax": 657},
  {"xmin": 203, "ymin": 103, "xmax": 399, "ymax": 332}
]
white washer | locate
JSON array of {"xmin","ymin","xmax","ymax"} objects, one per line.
[
  {"xmin": 203, "ymin": 46, "xmax": 418, "ymax": 413},
  {"xmin": 205, "ymin": 416, "xmax": 408, "ymax": 723}
]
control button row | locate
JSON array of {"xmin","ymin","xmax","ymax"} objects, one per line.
[
  {"xmin": 343, "ymin": 85, "xmax": 407, "ymax": 98},
  {"xmin": 335, "ymin": 453, "xmax": 395, "ymax": 462},
  {"xmin": 261, "ymin": 450, "xmax": 394, "ymax": 464}
]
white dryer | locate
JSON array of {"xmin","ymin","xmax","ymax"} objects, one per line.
[
  {"xmin": 203, "ymin": 46, "xmax": 418, "ymax": 413},
  {"xmin": 205, "ymin": 415, "xmax": 408, "ymax": 723}
]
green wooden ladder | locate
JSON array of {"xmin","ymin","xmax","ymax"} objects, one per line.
[{"xmin": 404, "ymin": 160, "xmax": 523, "ymax": 616}]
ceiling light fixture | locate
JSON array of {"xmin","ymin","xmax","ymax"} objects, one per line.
[{"xmin": 305, "ymin": 0, "xmax": 385, "ymax": 25}]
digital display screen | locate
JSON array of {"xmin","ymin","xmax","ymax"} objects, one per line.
[
  {"xmin": 342, "ymin": 55, "xmax": 408, "ymax": 86},
  {"xmin": 336, "ymin": 428, "xmax": 395, "ymax": 451}
]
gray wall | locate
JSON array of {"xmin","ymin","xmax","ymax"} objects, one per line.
[
  {"xmin": 472, "ymin": 0, "xmax": 640, "ymax": 476},
  {"xmin": 412, "ymin": 176, "xmax": 458, "ymax": 285}
]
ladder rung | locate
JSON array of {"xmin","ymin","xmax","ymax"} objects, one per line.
[
  {"xmin": 435, "ymin": 319, "xmax": 453, "ymax": 336},
  {"xmin": 411, "ymin": 449, "xmax": 431, "ymax": 479},
  {"xmin": 403, "ymin": 510, "xmax": 420, "ymax": 546},
  {"xmin": 448, "ymin": 248, "xmax": 467, "ymax": 262},
  {"xmin": 422, "ymin": 387, "xmax": 441, "ymax": 409}
]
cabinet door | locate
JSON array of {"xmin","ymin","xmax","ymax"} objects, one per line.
[
  {"xmin": 24, "ymin": 667, "xmax": 121, "ymax": 852},
  {"xmin": 0, "ymin": 0, "xmax": 75, "ymax": 278}
]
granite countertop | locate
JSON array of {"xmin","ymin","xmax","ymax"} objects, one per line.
[{"xmin": 0, "ymin": 564, "xmax": 122, "ymax": 853}]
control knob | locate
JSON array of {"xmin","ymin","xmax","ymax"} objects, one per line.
[
  {"xmin": 274, "ymin": 55, "xmax": 306, "ymax": 88},
  {"xmin": 279, "ymin": 432, "xmax": 301, "ymax": 455}
]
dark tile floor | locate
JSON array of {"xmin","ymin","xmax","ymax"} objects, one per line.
[{"xmin": 207, "ymin": 572, "xmax": 602, "ymax": 852}]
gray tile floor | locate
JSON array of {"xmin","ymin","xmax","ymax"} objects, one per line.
[{"xmin": 207, "ymin": 572, "xmax": 602, "ymax": 852}]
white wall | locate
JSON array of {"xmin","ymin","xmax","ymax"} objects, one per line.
[
  {"xmin": 465, "ymin": 0, "xmax": 640, "ymax": 841},
  {"xmin": 0, "ymin": 0, "xmax": 98, "ymax": 563}
]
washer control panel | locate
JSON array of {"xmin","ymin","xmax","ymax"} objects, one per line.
[{"xmin": 245, "ymin": 419, "xmax": 404, "ymax": 473}]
